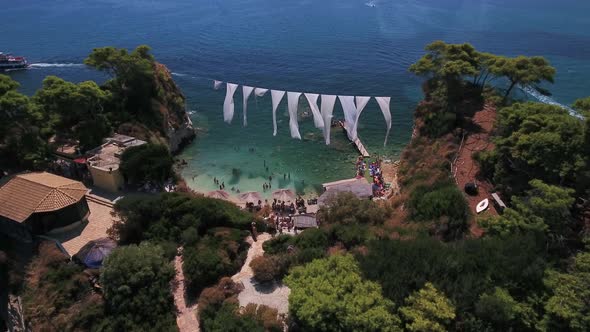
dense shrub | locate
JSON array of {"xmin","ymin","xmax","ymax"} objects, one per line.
[
  {"xmin": 120, "ymin": 143, "xmax": 174, "ymax": 185},
  {"xmin": 250, "ymin": 256, "xmax": 280, "ymax": 283},
  {"xmin": 330, "ymin": 224, "xmax": 370, "ymax": 249},
  {"xmin": 262, "ymin": 235, "xmax": 292, "ymax": 255},
  {"xmin": 111, "ymin": 193, "xmax": 251, "ymax": 245},
  {"xmin": 22, "ymin": 242, "xmax": 106, "ymax": 331},
  {"xmin": 198, "ymin": 278, "xmax": 267, "ymax": 332},
  {"xmin": 202, "ymin": 302, "xmax": 264, "ymax": 332},
  {"xmin": 317, "ymin": 192, "xmax": 390, "ymax": 226},
  {"xmin": 183, "ymin": 228, "xmax": 250, "ymax": 296},
  {"xmin": 358, "ymin": 235, "xmax": 547, "ymax": 320},
  {"xmin": 408, "ymin": 181, "xmax": 470, "ymax": 240},
  {"xmin": 242, "ymin": 303, "xmax": 284, "ymax": 332},
  {"xmin": 100, "ymin": 243, "xmax": 177, "ymax": 331}
]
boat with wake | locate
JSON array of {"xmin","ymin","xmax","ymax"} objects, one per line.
[{"xmin": 0, "ymin": 52, "xmax": 28, "ymax": 71}]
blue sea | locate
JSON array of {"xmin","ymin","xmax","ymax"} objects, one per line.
[{"xmin": 3, "ymin": 0, "xmax": 590, "ymax": 197}]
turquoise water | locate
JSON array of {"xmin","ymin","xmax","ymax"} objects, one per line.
[{"xmin": 3, "ymin": 0, "xmax": 590, "ymax": 197}]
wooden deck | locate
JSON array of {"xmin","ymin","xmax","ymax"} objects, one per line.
[{"xmin": 338, "ymin": 121, "xmax": 370, "ymax": 157}]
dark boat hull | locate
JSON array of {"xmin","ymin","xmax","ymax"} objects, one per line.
[{"xmin": 0, "ymin": 63, "xmax": 28, "ymax": 71}]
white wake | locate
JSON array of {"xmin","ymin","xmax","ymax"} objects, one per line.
[
  {"xmin": 520, "ymin": 85, "xmax": 583, "ymax": 119},
  {"xmin": 29, "ymin": 63, "xmax": 84, "ymax": 68}
]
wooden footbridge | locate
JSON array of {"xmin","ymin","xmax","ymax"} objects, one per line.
[{"xmin": 338, "ymin": 121, "xmax": 370, "ymax": 157}]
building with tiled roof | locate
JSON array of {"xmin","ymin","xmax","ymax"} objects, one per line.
[{"xmin": 0, "ymin": 172, "xmax": 90, "ymax": 239}]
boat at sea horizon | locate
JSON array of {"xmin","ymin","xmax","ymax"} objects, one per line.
[{"xmin": 0, "ymin": 52, "xmax": 28, "ymax": 70}]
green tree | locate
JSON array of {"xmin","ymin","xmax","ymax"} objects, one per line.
[
  {"xmin": 409, "ymin": 41, "xmax": 480, "ymax": 81},
  {"xmin": 479, "ymin": 180, "xmax": 575, "ymax": 245},
  {"xmin": 284, "ymin": 254, "xmax": 401, "ymax": 332},
  {"xmin": 0, "ymin": 74, "xmax": 19, "ymax": 95},
  {"xmin": 33, "ymin": 76, "xmax": 112, "ymax": 150},
  {"xmin": 100, "ymin": 243, "xmax": 177, "ymax": 331},
  {"xmin": 490, "ymin": 102, "xmax": 586, "ymax": 194},
  {"xmin": 0, "ymin": 75, "xmax": 51, "ymax": 169},
  {"xmin": 85, "ymin": 45, "xmax": 156, "ymax": 123},
  {"xmin": 120, "ymin": 143, "xmax": 174, "ymax": 184},
  {"xmin": 493, "ymin": 55, "xmax": 555, "ymax": 98},
  {"xmin": 543, "ymin": 252, "xmax": 590, "ymax": 331},
  {"xmin": 399, "ymin": 282, "xmax": 456, "ymax": 332},
  {"xmin": 474, "ymin": 287, "xmax": 537, "ymax": 331}
]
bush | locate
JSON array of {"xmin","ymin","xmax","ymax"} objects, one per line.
[
  {"xmin": 318, "ymin": 192, "xmax": 390, "ymax": 226},
  {"xmin": 331, "ymin": 224, "xmax": 370, "ymax": 249},
  {"xmin": 242, "ymin": 303, "xmax": 284, "ymax": 332},
  {"xmin": 408, "ymin": 181, "xmax": 470, "ymax": 240},
  {"xmin": 111, "ymin": 193, "xmax": 251, "ymax": 245},
  {"xmin": 100, "ymin": 243, "xmax": 176, "ymax": 331},
  {"xmin": 358, "ymin": 235, "xmax": 546, "ymax": 316},
  {"xmin": 292, "ymin": 228, "xmax": 329, "ymax": 250},
  {"xmin": 183, "ymin": 229, "xmax": 250, "ymax": 296},
  {"xmin": 262, "ymin": 235, "xmax": 292, "ymax": 255},
  {"xmin": 250, "ymin": 256, "xmax": 280, "ymax": 283},
  {"xmin": 22, "ymin": 242, "xmax": 106, "ymax": 331},
  {"xmin": 120, "ymin": 143, "xmax": 174, "ymax": 185},
  {"xmin": 198, "ymin": 279, "xmax": 267, "ymax": 332}
]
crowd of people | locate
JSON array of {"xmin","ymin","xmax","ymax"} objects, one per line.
[
  {"xmin": 268, "ymin": 214, "xmax": 297, "ymax": 235},
  {"xmin": 355, "ymin": 156, "xmax": 388, "ymax": 198}
]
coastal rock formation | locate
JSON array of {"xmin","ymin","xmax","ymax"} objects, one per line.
[{"xmin": 118, "ymin": 63, "xmax": 195, "ymax": 154}]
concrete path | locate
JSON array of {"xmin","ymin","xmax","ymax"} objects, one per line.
[
  {"xmin": 174, "ymin": 254, "xmax": 200, "ymax": 332},
  {"xmin": 232, "ymin": 233, "xmax": 291, "ymax": 314}
]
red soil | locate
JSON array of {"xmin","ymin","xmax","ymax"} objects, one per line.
[{"xmin": 453, "ymin": 103, "xmax": 498, "ymax": 237}]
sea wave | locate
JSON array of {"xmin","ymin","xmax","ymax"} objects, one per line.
[
  {"xmin": 171, "ymin": 72, "xmax": 187, "ymax": 77},
  {"xmin": 29, "ymin": 63, "xmax": 85, "ymax": 68},
  {"xmin": 520, "ymin": 85, "xmax": 584, "ymax": 119}
]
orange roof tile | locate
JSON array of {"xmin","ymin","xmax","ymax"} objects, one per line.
[{"xmin": 0, "ymin": 172, "xmax": 88, "ymax": 223}]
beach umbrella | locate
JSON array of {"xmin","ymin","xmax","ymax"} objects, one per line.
[
  {"xmin": 206, "ymin": 190, "xmax": 231, "ymax": 200},
  {"xmin": 272, "ymin": 189, "xmax": 295, "ymax": 202},
  {"xmin": 239, "ymin": 191, "xmax": 262, "ymax": 203},
  {"xmin": 74, "ymin": 238, "xmax": 117, "ymax": 269}
]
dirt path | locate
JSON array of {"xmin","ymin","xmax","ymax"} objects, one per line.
[
  {"xmin": 453, "ymin": 103, "xmax": 498, "ymax": 237},
  {"xmin": 232, "ymin": 233, "xmax": 291, "ymax": 314},
  {"xmin": 174, "ymin": 253, "xmax": 200, "ymax": 332}
]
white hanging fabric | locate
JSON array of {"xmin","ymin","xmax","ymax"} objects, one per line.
[
  {"xmin": 287, "ymin": 92, "xmax": 302, "ymax": 139},
  {"xmin": 223, "ymin": 83, "xmax": 239, "ymax": 123},
  {"xmin": 270, "ymin": 90, "xmax": 285, "ymax": 136},
  {"xmin": 320, "ymin": 95, "xmax": 337, "ymax": 145},
  {"xmin": 214, "ymin": 80, "xmax": 223, "ymax": 90},
  {"xmin": 242, "ymin": 86, "xmax": 254, "ymax": 127},
  {"xmin": 338, "ymin": 96, "xmax": 358, "ymax": 140},
  {"xmin": 351, "ymin": 96, "xmax": 371, "ymax": 141},
  {"xmin": 375, "ymin": 97, "xmax": 392, "ymax": 146},
  {"xmin": 254, "ymin": 88, "xmax": 268, "ymax": 97},
  {"xmin": 304, "ymin": 93, "xmax": 325, "ymax": 129}
]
